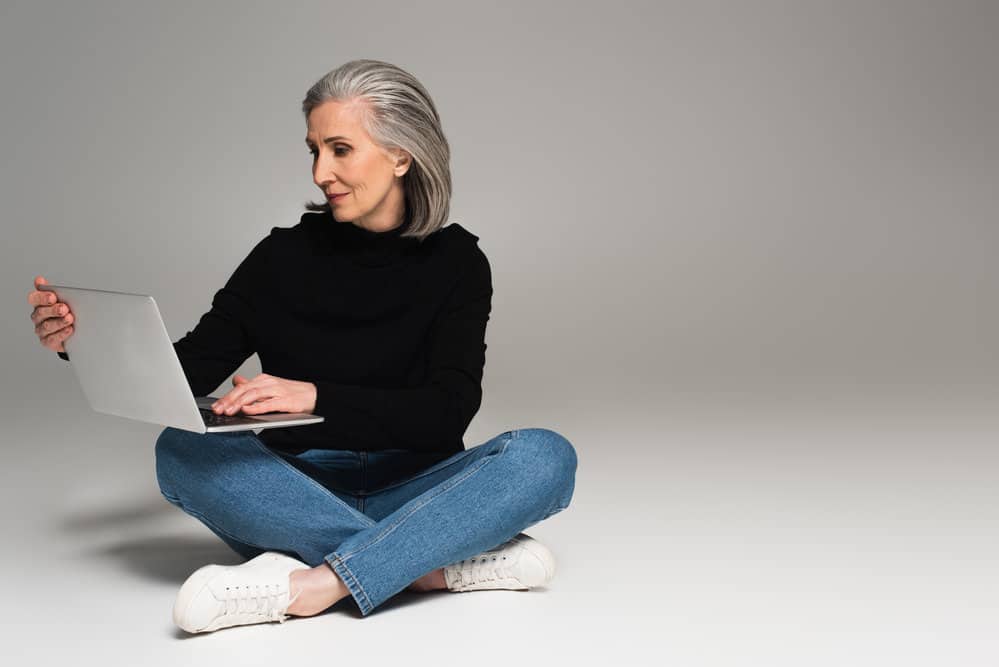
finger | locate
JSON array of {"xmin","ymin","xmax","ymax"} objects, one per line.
[
  {"xmin": 28, "ymin": 276, "xmax": 52, "ymax": 306},
  {"xmin": 213, "ymin": 374, "xmax": 274, "ymax": 412},
  {"xmin": 42, "ymin": 311, "xmax": 73, "ymax": 334},
  {"xmin": 221, "ymin": 374, "xmax": 276, "ymax": 410},
  {"xmin": 242, "ymin": 398, "xmax": 280, "ymax": 414},
  {"xmin": 216, "ymin": 382, "xmax": 262, "ymax": 413},
  {"xmin": 42, "ymin": 323, "xmax": 73, "ymax": 348},
  {"xmin": 32, "ymin": 302, "xmax": 69, "ymax": 325},
  {"xmin": 28, "ymin": 288, "xmax": 58, "ymax": 308},
  {"xmin": 36, "ymin": 312, "xmax": 73, "ymax": 337},
  {"xmin": 211, "ymin": 391, "xmax": 231, "ymax": 412},
  {"xmin": 224, "ymin": 388, "xmax": 269, "ymax": 414}
]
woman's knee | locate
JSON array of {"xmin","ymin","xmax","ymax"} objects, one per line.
[
  {"xmin": 510, "ymin": 428, "xmax": 577, "ymax": 468},
  {"xmin": 154, "ymin": 427, "xmax": 203, "ymax": 499},
  {"xmin": 154, "ymin": 427, "xmax": 248, "ymax": 500},
  {"xmin": 506, "ymin": 428, "xmax": 577, "ymax": 504},
  {"xmin": 155, "ymin": 426, "xmax": 208, "ymax": 466}
]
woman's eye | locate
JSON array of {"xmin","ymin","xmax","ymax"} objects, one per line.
[{"xmin": 307, "ymin": 147, "xmax": 349, "ymax": 157}]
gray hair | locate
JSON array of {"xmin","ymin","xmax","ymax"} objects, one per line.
[{"xmin": 301, "ymin": 59, "xmax": 452, "ymax": 242}]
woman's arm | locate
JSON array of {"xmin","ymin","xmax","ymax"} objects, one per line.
[{"xmin": 171, "ymin": 233, "xmax": 273, "ymax": 397}]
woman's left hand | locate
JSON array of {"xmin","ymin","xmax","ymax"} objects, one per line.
[{"xmin": 211, "ymin": 373, "xmax": 317, "ymax": 415}]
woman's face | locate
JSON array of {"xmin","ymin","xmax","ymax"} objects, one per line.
[{"xmin": 306, "ymin": 99, "xmax": 412, "ymax": 232}]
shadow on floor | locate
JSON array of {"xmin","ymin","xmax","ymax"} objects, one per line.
[
  {"xmin": 59, "ymin": 494, "xmax": 176, "ymax": 533},
  {"xmin": 90, "ymin": 534, "xmax": 245, "ymax": 583}
]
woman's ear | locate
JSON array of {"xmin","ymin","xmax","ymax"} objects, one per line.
[{"xmin": 393, "ymin": 149, "xmax": 413, "ymax": 177}]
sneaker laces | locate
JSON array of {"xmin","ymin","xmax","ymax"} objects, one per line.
[
  {"xmin": 453, "ymin": 552, "xmax": 511, "ymax": 587},
  {"xmin": 221, "ymin": 582, "xmax": 302, "ymax": 624}
]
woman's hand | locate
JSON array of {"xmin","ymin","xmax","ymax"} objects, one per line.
[
  {"xmin": 211, "ymin": 373, "xmax": 317, "ymax": 415},
  {"xmin": 29, "ymin": 275, "xmax": 75, "ymax": 353}
]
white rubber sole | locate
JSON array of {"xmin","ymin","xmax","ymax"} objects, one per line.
[
  {"xmin": 173, "ymin": 564, "xmax": 226, "ymax": 633},
  {"xmin": 172, "ymin": 552, "xmax": 310, "ymax": 633},
  {"xmin": 510, "ymin": 533, "xmax": 557, "ymax": 585}
]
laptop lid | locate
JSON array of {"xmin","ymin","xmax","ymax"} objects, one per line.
[{"xmin": 38, "ymin": 283, "xmax": 324, "ymax": 433}]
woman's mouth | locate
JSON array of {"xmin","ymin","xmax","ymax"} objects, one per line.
[{"xmin": 327, "ymin": 192, "xmax": 349, "ymax": 203}]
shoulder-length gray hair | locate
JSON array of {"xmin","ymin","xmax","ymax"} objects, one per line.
[{"xmin": 301, "ymin": 59, "xmax": 452, "ymax": 241}]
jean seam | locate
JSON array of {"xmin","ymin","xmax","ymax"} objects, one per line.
[
  {"xmin": 160, "ymin": 489, "xmax": 181, "ymax": 504},
  {"xmin": 364, "ymin": 448, "xmax": 477, "ymax": 496},
  {"xmin": 543, "ymin": 504, "xmax": 569, "ymax": 520},
  {"xmin": 333, "ymin": 436, "xmax": 511, "ymax": 564},
  {"xmin": 245, "ymin": 435, "xmax": 377, "ymax": 528},
  {"xmin": 172, "ymin": 500, "xmax": 276, "ymax": 554},
  {"xmin": 325, "ymin": 554, "xmax": 373, "ymax": 615},
  {"xmin": 364, "ymin": 431, "xmax": 512, "ymax": 496},
  {"xmin": 324, "ymin": 434, "xmax": 513, "ymax": 616}
]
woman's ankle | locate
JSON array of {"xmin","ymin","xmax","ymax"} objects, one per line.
[
  {"xmin": 408, "ymin": 568, "xmax": 448, "ymax": 592},
  {"xmin": 287, "ymin": 565, "xmax": 349, "ymax": 615}
]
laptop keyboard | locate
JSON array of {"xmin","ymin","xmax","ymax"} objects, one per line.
[{"xmin": 200, "ymin": 408, "xmax": 256, "ymax": 426}]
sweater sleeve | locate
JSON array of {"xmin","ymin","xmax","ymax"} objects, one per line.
[
  {"xmin": 53, "ymin": 235, "xmax": 272, "ymax": 379},
  {"xmin": 309, "ymin": 243, "xmax": 492, "ymax": 452},
  {"xmin": 171, "ymin": 232, "xmax": 273, "ymax": 397}
]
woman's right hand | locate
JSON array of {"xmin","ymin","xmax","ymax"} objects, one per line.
[{"xmin": 29, "ymin": 275, "xmax": 75, "ymax": 353}]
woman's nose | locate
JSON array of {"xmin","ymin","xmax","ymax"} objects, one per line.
[
  {"xmin": 314, "ymin": 166, "xmax": 334, "ymax": 188},
  {"xmin": 313, "ymin": 155, "xmax": 334, "ymax": 186}
]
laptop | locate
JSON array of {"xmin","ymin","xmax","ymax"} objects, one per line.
[{"xmin": 38, "ymin": 283, "xmax": 325, "ymax": 434}]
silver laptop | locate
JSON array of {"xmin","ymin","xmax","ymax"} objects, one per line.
[{"xmin": 39, "ymin": 283, "xmax": 325, "ymax": 434}]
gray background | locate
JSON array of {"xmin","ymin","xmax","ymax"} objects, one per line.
[{"xmin": 2, "ymin": 1, "xmax": 997, "ymax": 665}]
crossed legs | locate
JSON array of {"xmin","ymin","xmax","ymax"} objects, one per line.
[{"xmin": 155, "ymin": 427, "xmax": 577, "ymax": 617}]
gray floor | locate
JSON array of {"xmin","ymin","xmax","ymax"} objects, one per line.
[{"xmin": 3, "ymin": 390, "xmax": 997, "ymax": 666}]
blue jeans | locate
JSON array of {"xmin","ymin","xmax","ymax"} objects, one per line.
[{"xmin": 154, "ymin": 427, "xmax": 577, "ymax": 616}]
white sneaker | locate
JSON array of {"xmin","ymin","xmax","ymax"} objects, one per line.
[
  {"xmin": 443, "ymin": 533, "xmax": 556, "ymax": 592},
  {"xmin": 173, "ymin": 551, "xmax": 311, "ymax": 634}
]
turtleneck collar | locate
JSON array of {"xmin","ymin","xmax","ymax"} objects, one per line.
[{"xmin": 322, "ymin": 211, "xmax": 418, "ymax": 267}]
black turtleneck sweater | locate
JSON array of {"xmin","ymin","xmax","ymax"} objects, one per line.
[{"xmin": 58, "ymin": 211, "xmax": 492, "ymax": 456}]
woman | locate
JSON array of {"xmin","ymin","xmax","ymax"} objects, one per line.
[{"xmin": 28, "ymin": 59, "xmax": 577, "ymax": 633}]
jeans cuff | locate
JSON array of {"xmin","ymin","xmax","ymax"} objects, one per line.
[{"xmin": 325, "ymin": 552, "xmax": 374, "ymax": 616}]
